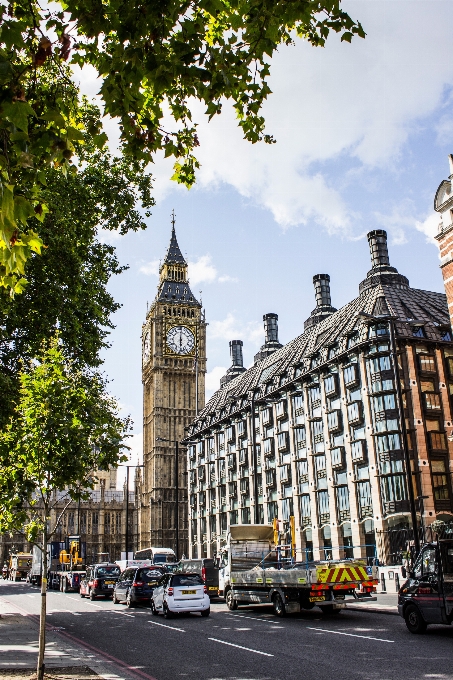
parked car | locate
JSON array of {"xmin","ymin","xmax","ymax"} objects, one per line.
[
  {"xmin": 177, "ymin": 558, "xmax": 219, "ymax": 597},
  {"xmin": 79, "ymin": 563, "xmax": 120, "ymax": 600},
  {"xmin": 113, "ymin": 565, "xmax": 165, "ymax": 607},
  {"xmin": 151, "ymin": 573, "xmax": 210, "ymax": 618}
]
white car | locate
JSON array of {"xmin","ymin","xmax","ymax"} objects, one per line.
[{"xmin": 151, "ymin": 572, "xmax": 210, "ymax": 618}]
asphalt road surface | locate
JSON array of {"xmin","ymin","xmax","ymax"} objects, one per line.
[{"xmin": 2, "ymin": 580, "xmax": 453, "ymax": 680}]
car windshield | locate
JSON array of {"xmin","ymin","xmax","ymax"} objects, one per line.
[
  {"xmin": 96, "ymin": 566, "xmax": 120, "ymax": 576},
  {"xmin": 140, "ymin": 569, "xmax": 163, "ymax": 582},
  {"xmin": 172, "ymin": 574, "xmax": 203, "ymax": 587}
]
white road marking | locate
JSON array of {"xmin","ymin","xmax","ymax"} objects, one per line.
[
  {"xmin": 26, "ymin": 594, "xmax": 36, "ymax": 598},
  {"xmin": 84, "ymin": 602, "xmax": 104, "ymax": 609},
  {"xmin": 148, "ymin": 620, "xmax": 185, "ymax": 632},
  {"xmin": 208, "ymin": 638, "xmax": 274, "ymax": 657},
  {"xmin": 306, "ymin": 627, "xmax": 394, "ymax": 643},
  {"xmin": 228, "ymin": 614, "xmax": 284, "ymax": 626}
]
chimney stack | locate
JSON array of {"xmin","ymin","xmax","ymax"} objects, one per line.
[
  {"xmin": 359, "ymin": 229, "xmax": 408, "ymax": 293},
  {"xmin": 313, "ymin": 274, "xmax": 332, "ymax": 308},
  {"xmin": 253, "ymin": 313, "xmax": 283, "ymax": 363},
  {"xmin": 367, "ymin": 230, "xmax": 390, "ymax": 269},
  {"xmin": 220, "ymin": 339, "xmax": 246, "ymax": 386},
  {"xmin": 304, "ymin": 274, "xmax": 337, "ymax": 330},
  {"xmin": 263, "ymin": 313, "xmax": 279, "ymax": 345},
  {"xmin": 230, "ymin": 340, "xmax": 244, "ymax": 367}
]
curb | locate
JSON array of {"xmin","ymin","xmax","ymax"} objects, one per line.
[{"xmin": 346, "ymin": 605, "xmax": 399, "ymax": 616}]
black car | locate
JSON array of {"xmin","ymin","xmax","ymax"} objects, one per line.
[
  {"xmin": 113, "ymin": 566, "xmax": 165, "ymax": 607},
  {"xmin": 80, "ymin": 563, "xmax": 120, "ymax": 600},
  {"xmin": 177, "ymin": 558, "xmax": 219, "ymax": 598}
]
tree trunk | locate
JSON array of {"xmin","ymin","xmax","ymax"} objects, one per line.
[{"xmin": 37, "ymin": 530, "xmax": 47, "ymax": 680}]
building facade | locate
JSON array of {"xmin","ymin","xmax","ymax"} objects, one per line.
[
  {"xmin": 140, "ymin": 224, "xmax": 207, "ymax": 558},
  {"xmin": 186, "ymin": 230, "xmax": 453, "ymax": 565},
  {"xmin": 0, "ymin": 477, "xmax": 140, "ymax": 565},
  {"xmin": 435, "ymin": 154, "xmax": 453, "ymax": 328}
]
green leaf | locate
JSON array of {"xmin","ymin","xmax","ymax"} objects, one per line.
[
  {"xmin": 14, "ymin": 196, "xmax": 35, "ymax": 225},
  {"xmin": 2, "ymin": 101, "xmax": 36, "ymax": 132}
]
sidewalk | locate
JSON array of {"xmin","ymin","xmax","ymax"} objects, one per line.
[
  {"xmin": 0, "ymin": 596, "xmax": 141, "ymax": 680},
  {"xmin": 345, "ymin": 592, "xmax": 399, "ymax": 615}
]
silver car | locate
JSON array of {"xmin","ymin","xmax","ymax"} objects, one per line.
[{"xmin": 151, "ymin": 573, "xmax": 210, "ymax": 618}]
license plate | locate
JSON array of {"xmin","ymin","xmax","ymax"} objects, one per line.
[
  {"xmin": 181, "ymin": 589, "xmax": 196, "ymax": 595},
  {"xmin": 209, "ymin": 587, "xmax": 217, "ymax": 591},
  {"xmin": 309, "ymin": 596, "xmax": 325, "ymax": 602},
  {"xmin": 107, "ymin": 584, "xmax": 114, "ymax": 588}
]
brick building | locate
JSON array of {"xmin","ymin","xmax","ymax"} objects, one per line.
[{"xmin": 186, "ymin": 230, "xmax": 453, "ymax": 565}]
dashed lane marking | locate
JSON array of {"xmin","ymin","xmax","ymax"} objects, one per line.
[
  {"xmin": 147, "ymin": 620, "xmax": 185, "ymax": 632},
  {"xmin": 208, "ymin": 638, "xmax": 274, "ymax": 657},
  {"xmin": 227, "ymin": 614, "xmax": 284, "ymax": 626},
  {"xmin": 306, "ymin": 627, "xmax": 394, "ymax": 643}
]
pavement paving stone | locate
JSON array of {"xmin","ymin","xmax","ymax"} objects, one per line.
[
  {"xmin": 346, "ymin": 592, "xmax": 399, "ymax": 615},
  {"xmin": 0, "ymin": 598, "xmax": 133, "ymax": 680}
]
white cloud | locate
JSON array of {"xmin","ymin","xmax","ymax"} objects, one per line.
[
  {"xmin": 205, "ymin": 366, "xmax": 227, "ymax": 397},
  {"xmin": 156, "ymin": 1, "xmax": 453, "ymax": 236},
  {"xmin": 415, "ymin": 211, "xmax": 440, "ymax": 245},
  {"xmin": 208, "ymin": 313, "xmax": 263, "ymax": 346},
  {"xmin": 218, "ymin": 275, "xmax": 239, "ymax": 283},
  {"xmin": 139, "ymin": 259, "xmax": 160, "ymax": 276},
  {"xmin": 188, "ymin": 255, "xmax": 217, "ymax": 285}
]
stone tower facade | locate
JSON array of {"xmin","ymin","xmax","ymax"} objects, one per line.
[
  {"xmin": 140, "ymin": 224, "xmax": 206, "ymax": 558},
  {"xmin": 435, "ymin": 154, "xmax": 453, "ymax": 328}
]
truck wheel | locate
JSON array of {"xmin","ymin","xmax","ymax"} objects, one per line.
[
  {"xmin": 404, "ymin": 605, "xmax": 427, "ymax": 634},
  {"xmin": 226, "ymin": 590, "xmax": 238, "ymax": 611},
  {"xmin": 272, "ymin": 593, "xmax": 286, "ymax": 617},
  {"xmin": 89, "ymin": 589, "xmax": 96, "ymax": 601}
]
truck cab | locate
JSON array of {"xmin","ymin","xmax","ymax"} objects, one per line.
[{"xmin": 398, "ymin": 539, "xmax": 453, "ymax": 633}]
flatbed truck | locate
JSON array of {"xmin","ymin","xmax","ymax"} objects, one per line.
[{"xmin": 221, "ymin": 525, "xmax": 379, "ymax": 616}]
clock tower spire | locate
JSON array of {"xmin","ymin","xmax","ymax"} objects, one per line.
[{"xmin": 140, "ymin": 217, "xmax": 206, "ymax": 558}]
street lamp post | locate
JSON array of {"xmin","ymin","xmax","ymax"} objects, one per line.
[
  {"xmin": 156, "ymin": 437, "xmax": 180, "ymax": 559},
  {"xmin": 359, "ymin": 312, "xmax": 420, "ymax": 555}
]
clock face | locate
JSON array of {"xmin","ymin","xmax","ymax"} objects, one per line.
[
  {"xmin": 143, "ymin": 329, "xmax": 150, "ymax": 363},
  {"xmin": 166, "ymin": 326, "xmax": 195, "ymax": 355}
]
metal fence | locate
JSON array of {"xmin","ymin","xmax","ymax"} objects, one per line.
[{"xmin": 376, "ymin": 521, "xmax": 453, "ymax": 565}]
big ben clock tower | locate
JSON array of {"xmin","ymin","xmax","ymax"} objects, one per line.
[{"xmin": 140, "ymin": 217, "xmax": 206, "ymax": 558}]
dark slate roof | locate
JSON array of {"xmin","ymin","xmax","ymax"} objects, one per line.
[
  {"xmin": 156, "ymin": 280, "xmax": 200, "ymax": 306},
  {"xmin": 164, "ymin": 227, "xmax": 187, "ymax": 265},
  {"xmin": 187, "ymin": 278, "xmax": 451, "ymax": 437}
]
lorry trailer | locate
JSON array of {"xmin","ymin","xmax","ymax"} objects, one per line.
[{"xmin": 222, "ymin": 525, "xmax": 378, "ymax": 616}]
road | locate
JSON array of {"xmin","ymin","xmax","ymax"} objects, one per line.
[{"xmin": 1, "ymin": 580, "xmax": 453, "ymax": 680}]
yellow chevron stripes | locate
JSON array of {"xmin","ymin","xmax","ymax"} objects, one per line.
[{"xmin": 316, "ymin": 565, "xmax": 369, "ymax": 584}]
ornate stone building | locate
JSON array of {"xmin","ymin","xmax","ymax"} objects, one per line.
[
  {"xmin": 140, "ymin": 224, "xmax": 207, "ymax": 557},
  {"xmin": 186, "ymin": 230, "xmax": 453, "ymax": 565},
  {"xmin": 435, "ymin": 154, "xmax": 453, "ymax": 327}
]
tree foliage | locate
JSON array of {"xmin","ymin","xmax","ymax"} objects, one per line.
[
  {"xmin": 0, "ymin": 337, "xmax": 130, "ymax": 679},
  {"xmin": 0, "ymin": 0, "xmax": 365, "ymax": 291},
  {"xmin": 0, "ymin": 124, "xmax": 153, "ymax": 426}
]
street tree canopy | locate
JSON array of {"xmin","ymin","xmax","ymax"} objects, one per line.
[
  {"xmin": 0, "ymin": 0, "xmax": 365, "ymax": 292},
  {"xmin": 0, "ymin": 111, "xmax": 153, "ymax": 426},
  {"xmin": 0, "ymin": 337, "xmax": 130, "ymax": 679}
]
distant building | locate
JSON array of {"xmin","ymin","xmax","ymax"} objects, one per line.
[
  {"xmin": 186, "ymin": 230, "xmax": 453, "ymax": 565},
  {"xmin": 139, "ymin": 222, "xmax": 207, "ymax": 557},
  {"xmin": 0, "ymin": 475, "xmax": 140, "ymax": 565}
]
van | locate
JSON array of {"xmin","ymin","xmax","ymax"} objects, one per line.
[{"xmin": 177, "ymin": 558, "xmax": 219, "ymax": 598}]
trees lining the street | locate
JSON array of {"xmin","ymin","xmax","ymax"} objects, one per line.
[
  {"xmin": 0, "ymin": 0, "xmax": 365, "ymax": 292},
  {"xmin": 0, "ymin": 104, "xmax": 153, "ymax": 425},
  {"xmin": 0, "ymin": 337, "xmax": 131, "ymax": 680}
]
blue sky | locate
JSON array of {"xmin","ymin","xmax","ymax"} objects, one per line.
[{"xmin": 80, "ymin": 1, "xmax": 453, "ymax": 482}]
